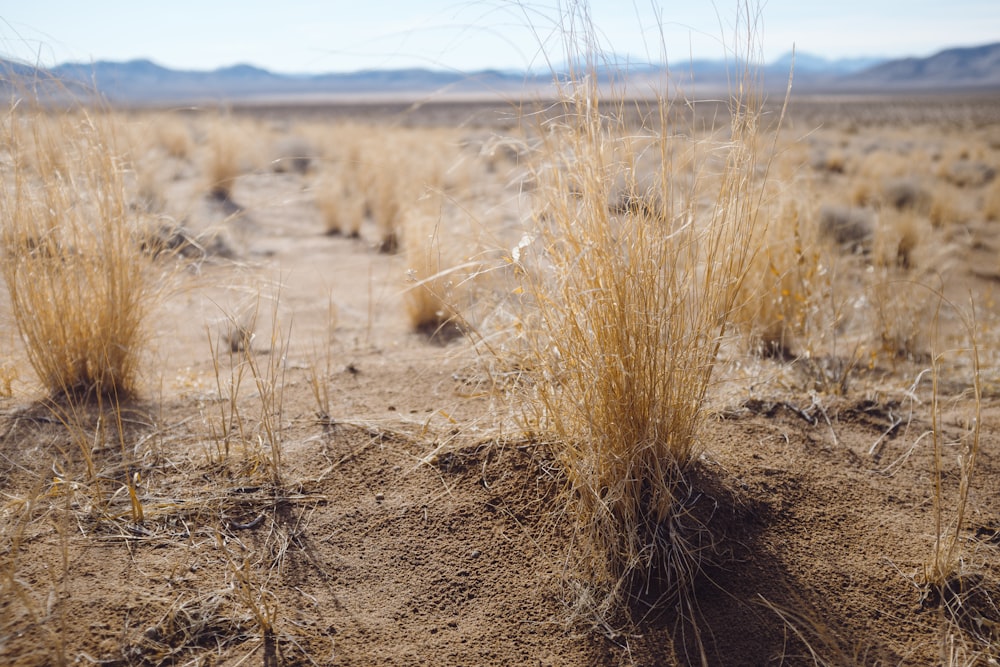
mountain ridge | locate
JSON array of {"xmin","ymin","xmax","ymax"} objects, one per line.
[{"xmin": 2, "ymin": 42, "xmax": 998, "ymax": 104}]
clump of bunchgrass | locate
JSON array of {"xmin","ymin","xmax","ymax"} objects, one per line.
[
  {"xmin": 205, "ymin": 118, "xmax": 245, "ymax": 202},
  {"xmin": 0, "ymin": 104, "xmax": 163, "ymax": 399},
  {"xmin": 206, "ymin": 287, "xmax": 290, "ymax": 486},
  {"xmin": 403, "ymin": 209, "xmax": 458, "ymax": 336},
  {"xmin": 353, "ymin": 128, "xmax": 462, "ymax": 253},
  {"xmin": 400, "ymin": 193, "xmax": 484, "ymax": 338},
  {"xmin": 315, "ymin": 164, "xmax": 364, "ymax": 237},
  {"xmin": 510, "ymin": 4, "xmax": 774, "ymax": 619},
  {"xmin": 983, "ymin": 178, "xmax": 1000, "ymax": 221},
  {"xmin": 735, "ymin": 185, "xmax": 824, "ymax": 358},
  {"xmin": 152, "ymin": 113, "xmax": 193, "ymax": 159},
  {"xmin": 867, "ymin": 209, "xmax": 954, "ymax": 362}
]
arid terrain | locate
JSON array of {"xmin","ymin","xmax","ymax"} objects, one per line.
[{"xmin": 2, "ymin": 90, "xmax": 1000, "ymax": 666}]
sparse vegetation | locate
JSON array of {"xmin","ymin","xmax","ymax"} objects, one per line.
[{"xmin": 2, "ymin": 16, "xmax": 1000, "ymax": 667}]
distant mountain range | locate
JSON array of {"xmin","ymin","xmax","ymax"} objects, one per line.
[
  {"xmin": 846, "ymin": 42, "xmax": 1000, "ymax": 89},
  {"xmin": 2, "ymin": 42, "xmax": 998, "ymax": 105}
]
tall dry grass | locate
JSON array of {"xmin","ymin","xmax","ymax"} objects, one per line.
[
  {"xmin": 400, "ymin": 192, "xmax": 489, "ymax": 337},
  {"xmin": 315, "ymin": 163, "xmax": 365, "ymax": 237},
  {"xmin": 402, "ymin": 206, "xmax": 459, "ymax": 334},
  {"xmin": 349, "ymin": 127, "xmax": 462, "ymax": 252},
  {"xmin": 736, "ymin": 185, "xmax": 824, "ymax": 358},
  {"xmin": 510, "ymin": 3, "xmax": 776, "ymax": 620},
  {"xmin": 917, "ymin": 297, "xmax": 991, "ymax": 664},
  {"xmin": 152, "ymin": 112, "xmax": 193, "ymax": 160},
  {"xmin": 0, "ymin": 104, "xmax": 163, "ymax": 398},
  {"xmin": 204, "ymin": 118, "xmax": 246, "ymax": 201}
]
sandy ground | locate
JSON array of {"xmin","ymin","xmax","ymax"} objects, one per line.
[{"xmin": 2, "ymin": 94, "xmax": 1000, "ymax": 665}]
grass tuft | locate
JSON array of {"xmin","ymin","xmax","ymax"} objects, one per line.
[
  {"xmin": 0, "ymin": 104, "xmax": 163, "ymax": 399},
  {"xmin": 205, "ymin": 119, "xmax": 245, "ymax": 201},
  {"xmin": 511, "ymin": 1, "xmax": 773, "ymax": 619}
]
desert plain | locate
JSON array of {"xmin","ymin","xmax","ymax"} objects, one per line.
[{"xmin": 1, "ymin": 88, "xmax": 1000, "ymax": 666}]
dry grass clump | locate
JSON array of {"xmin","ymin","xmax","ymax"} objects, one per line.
[
  {"xmin": 982, "ymin": 177, "xmax": 1000, "ymax": 222},
  {"xmin": 510, "ymin": 16, "xmax": 771, "ymax": 617},
  {"xmin": 364, "ymin": 152, "xmax": 409, "ymax": 252},
  {"xmin": 122, "ymin": 590, "xmax": 251, "ymax": 664},
  {"xmin": 868, "ymin": 275, "xmax": 932, "ymax": 361},
  {"xmin": 204, "ymin": 119, "xmax": 247, "ymax": 201},
  {"xmin": 850, "ymin": 150, "xmax": 911, "ymax": 206},
  {"xmin": 870, "ymin": 281, "xmax": 932, "ymax": 373},
  {"xmin": 402, "ymin": 208, "xmax": 461, "ymax": 335},
  {"xmin": 928, "ymin": 182, "xmax": 974, "ymax": 227},
  {"xmin": 310, "ymin": 125, "xmax": 371, "ymax": 237},
  {"xmin": 347, "ymin": 127, "xmax": 464, "ymax": 252},
  {"xmin": 153, "ymin": 113, "xmax": 193, "ymax": 159},
  {"xmin": 0, "ymin": 105, "xmax": 163, "ymax": 398},
  {"xmin": 400, "ymin": 193, "xmax": 486, "ymax": 337},
  {"xmin": 811, "ymin": 147, "xmax": 848, "ymax": 174},
  {"xmin": 315, "ymin": 164, "xmax": 365, "ymax": 237},
  {"xmin": 872, "ymin": 207, "xmax": 930, "ymax": 271},
  {"xmin": 919, "ymin": 301, "xmax": 987, "ymax": 642},
  {"xmin": 736, "ymin": 187, "xmax": 825, "ymax": 358}
]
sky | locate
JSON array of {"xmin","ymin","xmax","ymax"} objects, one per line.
[{"xmin": 2, "ymin": 1, "xmax": 998, "ymax": 74}]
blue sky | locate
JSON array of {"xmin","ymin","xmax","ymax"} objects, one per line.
[{"xmin": 2, "ymin": 1, "xmax": 998, "ymax": 73}]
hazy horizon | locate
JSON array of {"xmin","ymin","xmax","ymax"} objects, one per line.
[{"xmin": 2, "ymin": 1, "xmax": 998, "ymax": 75}]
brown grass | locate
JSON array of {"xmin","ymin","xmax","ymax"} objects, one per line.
[
  {"xmin": 205, "ymin": 118, "xmax": 246, "ymax": 201},
  {"xmin": 737, "ymin": 184, "xmax": 823, "ymax": 357},
  {"xmin": 922, "ymin": 297, "xmax": 987, "ymax": 660},
  {"xmin": 0, "ymin": 104, "xmax": 163, "ymax": 398},
  {"xmin": 510, "ymin": 5, "xmax": 775, "ymax": 625},
  {"xmin": 153, "ymin": 113, "xmax": 193, "ymax": 160},
  {"xmin": 402, "ymin": 209, "xmax": 459, "ymax": 335},
  {"xmin": 399, "ymin": 192, "xmax": 487, "ymax": 337},
  {"xmin": 984, "ymin": 177, "xmax": 1000, "ymax": 221},
  {"xmin": 315, "ymin": 164, "xmax": 365, "ymax": 237}
]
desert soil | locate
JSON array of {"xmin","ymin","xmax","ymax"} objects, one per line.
[{"xmin": 2, "ymin": 93, "xmax": 1000, "ymax": 666}]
